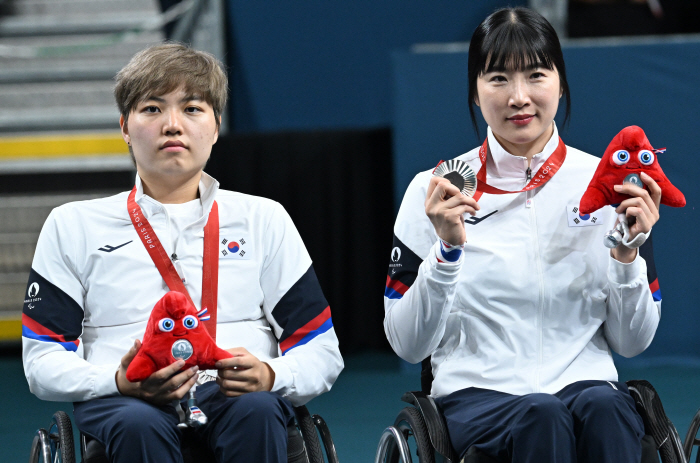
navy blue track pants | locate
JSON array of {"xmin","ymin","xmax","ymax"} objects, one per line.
[
  {"xmin": 435, "ymin": 380, "xmax": 645, "ymax": 463},
  {"xmin": 73, "ymin": 381, "xmax": 294, "ymax": 463}
]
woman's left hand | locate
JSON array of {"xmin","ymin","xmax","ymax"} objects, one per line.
[
  {"xmin": 610, "ymin": 172, "xmax": 662, "ymax": 263},
  {"xmin": 215, "ymin": 347, "xmax": 276, "ymax": 397}
]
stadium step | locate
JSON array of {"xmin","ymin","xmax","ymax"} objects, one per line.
[
  {"xmin": 0, "ymin": 81, "xmax": 117, "ymax": 109},
  {"xmin": 0, "ymin": 12, "xmax": 161, "ymax": 37},
  {"xmin": 5, "ymin": 0, "xmax": 157, "ymax": 17},
  {"xmin": 0, "ymin": 132, "xmax": 130, "ymax": 171},
  {"xmin": 0, "ymin": 0, "xmax": 162, "ymax": 133}
]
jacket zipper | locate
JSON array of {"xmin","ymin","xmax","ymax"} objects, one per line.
[
  {"xmin": 528, "ymin": 189, "xmax": 545, "ymax": 392},
  {"xmin": 525, "ymin": 159, "xmax": 545, "ymax": 392},
  {"xmin": 162, "ymin": 206, "xmax": 187, "ymax": 284}
]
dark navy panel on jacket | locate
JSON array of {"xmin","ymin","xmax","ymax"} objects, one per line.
[
  {"xmin": 22, "ymin": 268, "xmax": 83, "ymax": 348},
  {"xmin": 385, "ymin": 234, "xmax": 422, "ymax": 299},
  {"xmin": 639, "ymin": 234, "xmax": 661, "ymax": 302},
  {"xmin": 272, "ymin": 265, "xmax": 330, "ymax": 345}
]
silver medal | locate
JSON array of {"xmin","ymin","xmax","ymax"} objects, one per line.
[
  {"xmin": 604, "ymin": 223, "xmax": 625, "ymax": 248},
  {"xmin": 604, "ymin": 173, "xmax": 644, "ymax": 248},
  {"xmin": 433, "ymin": 159, "xmax": 477, "ymax": 197},
  {"xmin": 171, "ymin": 339, "xmax": 193, "ymax": 360}
]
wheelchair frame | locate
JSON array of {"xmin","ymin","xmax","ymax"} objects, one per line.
[
  {"xmin": 375, "ymin": 373, "xmax": 694, "ymax": 463},
  {"xmin": 30, "ymin": 405, "xmax": 338, "ymax": 463},
  {"xmin": 683, "ymin": 405, "xmax": 700, "ymax": 463}
]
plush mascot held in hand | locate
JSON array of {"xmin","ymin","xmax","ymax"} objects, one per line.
[
  {"xmin": 580, "ymin": 125, "xmax": 685, "ymax": 213},
  {"xmin": 579, "ymin": 125, "xmax": 685, "ymax": 248},
  {"xmin": 126, "ymin": 291, "xmax": 232, "ymax": 382}
]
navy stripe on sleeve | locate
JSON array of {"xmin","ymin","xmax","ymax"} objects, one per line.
[
  {"xmin": 22, "ymin": 268, "xmax": 83, "ymax": 343},
  {"xmin": 639, "ymin": 233, "xmax": 661, "ymax": 302},
  {"xmin": 271, "ymin": 265, "xmax": 331, "ymax": 346},
  {"xmin": 385, "ymin": 235, "xmax": 422, "ymax": 299}
]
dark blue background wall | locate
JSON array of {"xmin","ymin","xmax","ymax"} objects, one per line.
[
  {"xmin": 392, "ymin": 37, "xmax": 700, "ymax": 364},
  {"xmin": 225, "ymin": 0, "xmax": 525, "ymax": 132}
]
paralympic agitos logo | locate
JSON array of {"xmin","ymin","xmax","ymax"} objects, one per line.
[{"xmin": 24, "ymin": 282, "xmax": 42, "ymax": 305}]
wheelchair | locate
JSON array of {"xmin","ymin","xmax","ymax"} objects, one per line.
[
  {"xmin": 30, "ymin": 404, "xmax": 338, "ymax": 463},
  {"xmin": 375, "ymin": 359, "xmax": 693, "ymax": 463}
]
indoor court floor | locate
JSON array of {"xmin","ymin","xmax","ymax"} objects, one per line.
[{"xmin": 4, "ymin": 350, "xmax": 700, "ymax": 463}]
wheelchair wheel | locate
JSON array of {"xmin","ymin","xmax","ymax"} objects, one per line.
[
  {"xmin": 390, "ymin": 407, "xmax": 435, "ymax": 463},
  {"xmin": 48, "ymin": 411, "xmax": 76, "ymax": 463},
  {"xmin": 28, "ymin": 429, "xmax": 51, "ymax": 463},
  {"xmin": 294, "ymin": 405, "xmax": 325, "ymax": 463},
  {"xmin": 312, "ymin": 414, "xmax": 340, "ymax": 463}
]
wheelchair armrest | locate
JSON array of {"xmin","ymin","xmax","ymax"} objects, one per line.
[{"xmin": 401, "ymin": 391, "xmax": 458, "ymax": 462}]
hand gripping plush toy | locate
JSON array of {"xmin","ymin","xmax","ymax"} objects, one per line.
[
  {"xmin": 579, "ymin": 125, "xmax": 685, "ymax": 248},
  {"xmin": 126, "ymin": 291, "xmax": 232, "ymax": 426},
  {"xmin": 126, "ymin": 291, "xmax": 232, "ymax": 381}
]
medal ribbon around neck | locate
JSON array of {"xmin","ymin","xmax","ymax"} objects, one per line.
[
  {"xmin": 127, "ymin": 187, "xmax": 220, "ymax": 341},
  {"xmin": 472, "ymin": 136, "xmax": 567, "ymax": 201}
]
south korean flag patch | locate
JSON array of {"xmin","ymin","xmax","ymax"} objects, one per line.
[
  {"xmin": 567, "ymin": 205, "xmax": 603, "ymax": 228},
  {"xmin": 220, "ymin": 236, "xmax": 252, "ymax": 259}
]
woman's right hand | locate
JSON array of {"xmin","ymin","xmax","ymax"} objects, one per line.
[
  {"xmin": 425, "ymin": 176, "xmax": 480, "ymax": 246},
  {"xmin": 115, "ymin": 339, "xmax": 199, "ymax": 405}
]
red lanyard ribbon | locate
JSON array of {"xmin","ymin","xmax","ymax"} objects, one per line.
[
  {"xmin": 472, "ymin": 136, "xmax": 567, "ymax": 201},
  {"xmin": 127, "ymin": 187, "xmax": 220, "ymax": 340}
]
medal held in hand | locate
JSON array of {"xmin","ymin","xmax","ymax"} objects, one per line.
[
  {"xmin": 433, "ymin": 159, "xmax": 478, "ymax": 197},
  {"xmin": 604, "ymin": 174, "xmax": 642, "ymax": 249}
]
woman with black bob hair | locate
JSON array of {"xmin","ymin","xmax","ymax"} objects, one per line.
[
  {"xmin": 467, "ymin": 7, "xmax": 570, "ymax": 137},
  {"xmin": 384, "ymin": 7, "xmax": 663, "ymax": 463}
]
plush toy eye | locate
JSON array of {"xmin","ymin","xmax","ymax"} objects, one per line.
[
  {"xmin": 638, "ymin": 150, "xmax": 655, "ymax": 166},
  {"xmin": 183, "ymin": 315, "xmax": 198, "ymax": 329},
  {"xmin": 158, "ymin": 318, "xmax": 174, "ymax": 332},
  {"xmin": 612, "ymin": 150, "xmax": 630, "ymax": 165}
]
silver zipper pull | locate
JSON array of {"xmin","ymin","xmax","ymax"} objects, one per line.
[
  {"xmin": 526, "ymin": 167, "xmax": 532, "ymax": 181},
  {"xmin": 171, "ymin": 253, "xmax": 186, "ymax": 283}
]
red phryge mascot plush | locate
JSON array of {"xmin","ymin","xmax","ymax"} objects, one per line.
[
  {"xmin": 126, "ymin": 291, "xmax": 232, "ymax": 382},
  {"xmin": 580, "ymin": 125, "xmax": 686, "ymax": 214}
]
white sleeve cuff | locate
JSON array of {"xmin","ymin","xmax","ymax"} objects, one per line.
[
  {"xmin": 608, "ymin": 252, "xmax": 645, "ymax": 285},
  {"xmin": 94, "ymin": 363, "xmax": 121, "ymax": 398},
  {"xmin": 622, "ymin": 227, "xmax": 651, "ymax": 249},
  {"xmin": 266, "ymin": 357, "xmax": 294, "ymax": 396},
  {"xmin": 433, "ymin": 240, "xmax": 465, "ymax": 265}
]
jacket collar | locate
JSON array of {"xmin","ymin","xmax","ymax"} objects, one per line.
[
  {"xmin": 133, "ymin": 171, "xmax": 219, "ymax": 223},
  {"xmin": 485, "ymin": 122, "xmax": 560, "ymax": 180}
]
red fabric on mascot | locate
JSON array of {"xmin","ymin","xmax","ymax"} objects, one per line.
[
  {"xmin": 579, "ymin": 125, "xmax": 685, "ymax": 214},
  {"xmin": 126, "ymin": 291, "xmax": 232, "ymax": 382}
]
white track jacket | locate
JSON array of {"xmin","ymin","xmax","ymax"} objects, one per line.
[
  {"xmin": 22, "ymin": 173, "xmax": 343, "ymax": 405},
  {"xmin": 385, "ymin": 126, "xmax": 661, "ymax": 398}
]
